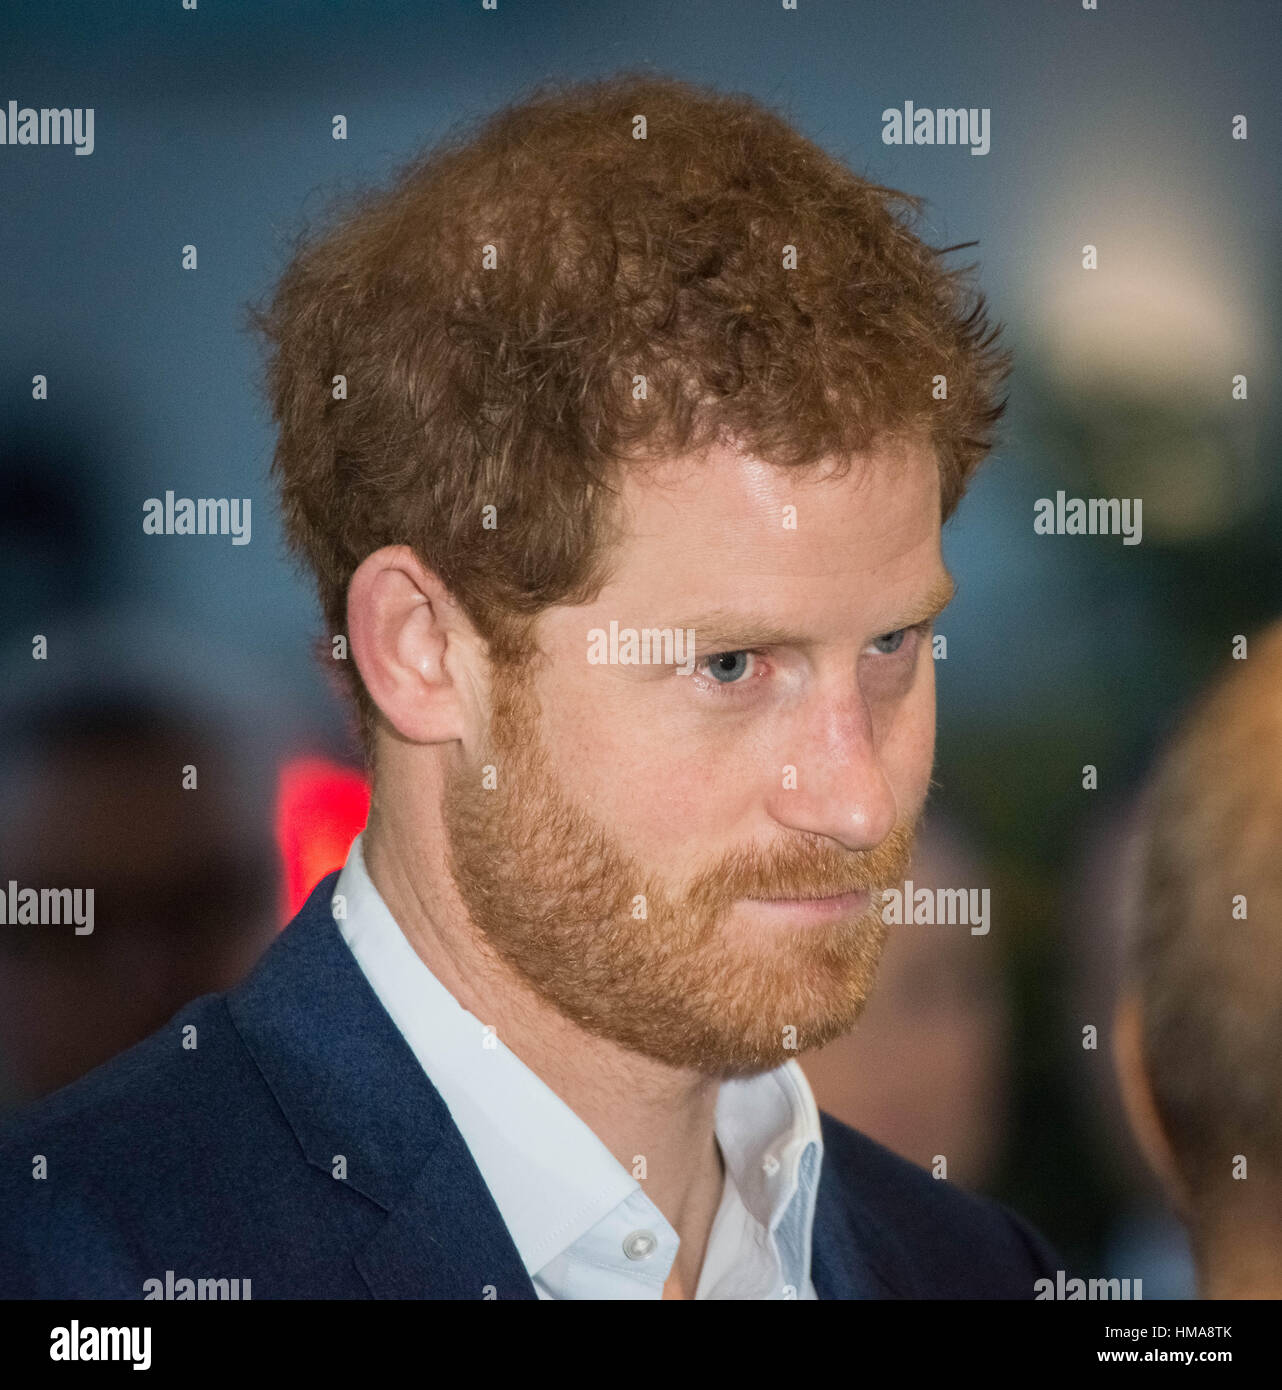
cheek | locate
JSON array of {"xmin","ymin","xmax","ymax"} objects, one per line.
[
  {"xmin": 879, "ymin": 657, "xmax": 937, "ymax": 819},
  {"xmin": 534, "ymin": 676, "xmax": 760, "ymax": 856}
]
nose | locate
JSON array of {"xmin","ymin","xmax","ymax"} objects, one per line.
[{"xmin": 764, "ymin": 685, "xmax": 899, "ymax": 852}]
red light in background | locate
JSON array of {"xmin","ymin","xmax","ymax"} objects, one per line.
[{"xmin": 274, "ymin": 756, "xmax": 371, "ymax": 926}]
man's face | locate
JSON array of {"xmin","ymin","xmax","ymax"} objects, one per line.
[{"xmin": 442, "ymin": 436, "xmax": 949, "ymax": 1077}]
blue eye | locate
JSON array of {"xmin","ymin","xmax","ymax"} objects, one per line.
[
  {"xmin": 704, "ymin": 651, "xmax": 754, "ymax": 683},
  {"xmin": 871, "ymin": 629, "xmax": 907, "ymax": 655}
]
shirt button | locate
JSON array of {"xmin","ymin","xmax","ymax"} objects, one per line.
[{"xmin": 622, "ymin": 1230, "xmax": 658, "ymax": 1261}]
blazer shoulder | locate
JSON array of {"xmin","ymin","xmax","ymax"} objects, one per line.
[
  {"xmin": 818, "ymin": 1109, "xmax": 1063, "ymax": 1297},
  {"xmin": 0, "ymin": 885, "xmax": 329, "ymax": 1165},
  {"xmin": 0, "ymin": 989, "xmax": 281, "ymax": 1296},
  {"xmin": 0, "ymin": 990, "xmax": 244, "ymax": 1153}
]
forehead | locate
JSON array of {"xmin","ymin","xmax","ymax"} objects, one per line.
[{"xmin": 597, "ymin": 436, "xmax": 943, "ymax": 607}]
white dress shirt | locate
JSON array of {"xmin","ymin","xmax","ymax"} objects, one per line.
[{"xmin": 331, "ymin": 832, "xmax": 823, "ymax": 1299}]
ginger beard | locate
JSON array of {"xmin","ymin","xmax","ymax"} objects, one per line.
[{"xmin": 442, "ymin": 655, "xmax": 919, "ymax": 1078}]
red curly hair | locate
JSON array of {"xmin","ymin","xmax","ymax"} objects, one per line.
[{"xmin": 250, "ymin": 71, "xmax": 1010, "ymax": 761}]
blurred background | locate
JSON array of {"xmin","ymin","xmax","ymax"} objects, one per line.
[{"xmin": 2, "ymin": 0, "xmax": 1279, "ymax": 1295}]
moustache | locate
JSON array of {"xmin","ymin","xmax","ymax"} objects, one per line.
[{"xmin": 683, "ymin": 820, "xmax": 917, "ymax": 913}]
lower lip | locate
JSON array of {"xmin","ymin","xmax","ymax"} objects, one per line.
[{"xmin": 740, "ymin": 889, "xmax": 871, "ymax": 924}]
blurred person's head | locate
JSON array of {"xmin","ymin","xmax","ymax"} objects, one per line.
[
  {"xmin": 1116, "ymin": 621, "xmax": 1282, "ymax": 1297},
  {"xmin": 254, "ymin": 73, "xmax": 1009, "ymax": 1078},
  {"xmin": 801, "ymin": 818, "xmax": 1009, "ymax": 1188},
  {"xmin": 0, "ymin": 675, "xmax": 278, "ymax": 1106}
]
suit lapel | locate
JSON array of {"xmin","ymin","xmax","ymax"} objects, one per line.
[
  {"xmin": 226, "ymin": 871, "xmax": 537, "ymax": 1299},
  {"xmin": 354, "ymin": 1123, "xmax": 539, "ymax": 1299},
  {"xmin": 810, "ymin": 1112, "xmax": 916, "ymax": 1299}
]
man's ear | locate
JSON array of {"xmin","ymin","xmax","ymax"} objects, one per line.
[
  {"xmin": 346, "ymin": 545, "xmax": 480, "ymax": 746},
  {"xmin": 1113, "ymin": 991, "xmax": 1191, "ymax": 1219}
]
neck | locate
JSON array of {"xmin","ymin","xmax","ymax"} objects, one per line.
[
  {"xmin": 1200, "ymin": 1264, "xmax": 1282, "ymax": 1299},
  {"xmin": 1199, "ymin": 1247, "xmax": 1282, "ymax": 1300},
  {"xmin": 1195, "ymin": 1208, "xmax": 1282, "ymax": 1299},
  {"xmin": 362, "ymin": 812, "xmax": 726, "ymax": 1294}
]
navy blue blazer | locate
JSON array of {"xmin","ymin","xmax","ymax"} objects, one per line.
[{"xmin": 0, "ymin": 872, "xmax": 1061, "ymax": 1299}]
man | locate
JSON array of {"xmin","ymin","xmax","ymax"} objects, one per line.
[
  {"xmin": 1115, "ymin": 622, "xmax": 1282, "ymax": 1299},
  {"xmin": 0, "ymin": 72, "xmax": 1059, "ymax": 1298}
]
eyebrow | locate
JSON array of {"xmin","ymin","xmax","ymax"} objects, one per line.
[{"xmin": 675, "ymin": 571, "xmax": 957, "ymax": 652}]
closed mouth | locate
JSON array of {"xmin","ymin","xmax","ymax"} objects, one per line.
[{"xmin": 751, "ymin": 888, "xmax": 866, "ymax": 902}]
